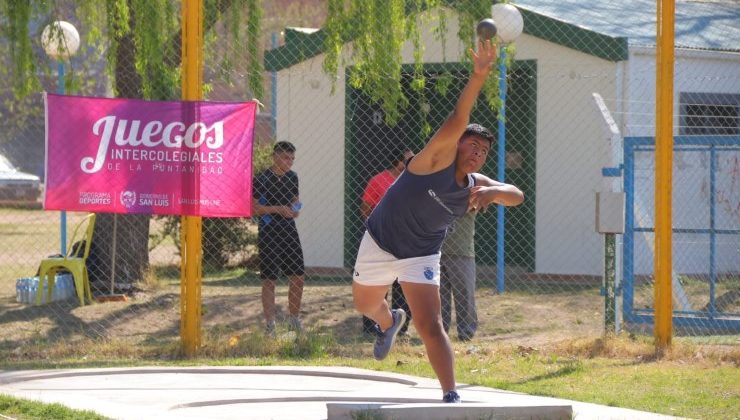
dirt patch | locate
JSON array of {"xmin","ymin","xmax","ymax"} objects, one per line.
[{"xmin": 0, "ymin": 277, "xmax": 601, "ymax": 349}]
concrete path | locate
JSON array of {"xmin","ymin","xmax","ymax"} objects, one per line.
[{"xmin": 0, "ymin": 366, "xmax": 683, "ymax": 419}]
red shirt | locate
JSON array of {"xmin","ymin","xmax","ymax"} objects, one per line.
[{"xmin": 362, "ymin": 170, "xmax": 397, "ymax": 209}]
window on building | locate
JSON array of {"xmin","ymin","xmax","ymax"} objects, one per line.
[{"xmin": 680, "ymin": 92, "xmax": 740, "ymax": 135}]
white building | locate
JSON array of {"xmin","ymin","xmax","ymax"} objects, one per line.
[{"xmin": 264, "ymin": 0, "xmax": 739, "ymax": 279}]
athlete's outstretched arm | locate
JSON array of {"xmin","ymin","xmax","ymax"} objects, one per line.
[
  {"xmin": 408, "ymin": 40, "xmax": 496, "ymax": 175},
  {"xmin": 468, "ymin": 173, "xmax": 524, "ymax": 211}
]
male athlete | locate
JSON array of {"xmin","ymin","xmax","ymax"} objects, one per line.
[{"xmin": 352, "ymin": 40, "xmax": 524, "ymax": 403}]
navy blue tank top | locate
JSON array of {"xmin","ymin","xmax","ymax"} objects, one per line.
[{"xmin": 366, "ymin": 162, "xmax": 473, "ymax": 259}]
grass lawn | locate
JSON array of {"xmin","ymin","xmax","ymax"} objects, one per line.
[
  {"xmin": 0, "ymin": 394, "xmax": 108, "ymax": 420},
  {"xmin": 1, "ymin": 209, "xmax": 738, "ymax": 419},
  {"xmin": 1, "ymin": 332, "xmax": 738, "ymax": 419}
]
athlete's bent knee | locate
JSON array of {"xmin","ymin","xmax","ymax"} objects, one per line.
[
  {"xmin": 413, "ymin": 315, "xmax": 446, "ymax": 339},
  {"xmin": 352, "ymin": 293, "xmax": 372, "ymax": 313}
]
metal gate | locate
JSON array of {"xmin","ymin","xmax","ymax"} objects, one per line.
[{"xmin": 623, "ymin": 136, "xmax": 740, "ymax": 332}]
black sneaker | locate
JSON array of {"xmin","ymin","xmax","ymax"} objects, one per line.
[
  {"xmin": 373, "ymin": 309, "xmax": 406, "ymax": 360},
  {"xmin": 442, "ymin": 390, "xmax": 461, "ymax": 403}
]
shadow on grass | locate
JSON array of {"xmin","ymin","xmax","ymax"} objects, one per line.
[
  {"xmin": 151, "ymin": 264, "xmax": 354, "ymax": 288},
  {"xmin": 0, "ymin": 293, "xmax": 183, "ymax": 356},
  {"xmin": 511, "ymin": 362, "xmax": 584, "ymax": 385},
  {"xmin": 478, "ymin": 279, "xmax": 601, "ymax": 296}
]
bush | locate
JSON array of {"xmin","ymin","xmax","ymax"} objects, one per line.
[{"xmin": 150, "ymin": 142, "xmax": 275, "ymax": 268}]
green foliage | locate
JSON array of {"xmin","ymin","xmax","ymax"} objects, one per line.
[
  {"xmin": 323, "ymin": 0, "xmax": 442, "ymax": 125},
  {"xmin": 246, "ymin": 0, "xmax": 264, "ymax": 100},
  {"xmin": 252, "ymin": 141, "xmax": 275, "ymax": 173},
  {"xmin": 321, "ymin": 0, "xmax": 344, "ymax": 93},
  {"xmin": 131, "ymin": 0, "xmax": 179, "ymax": 100},
  {"xmin": 2, "ymin": 1, "xmax": 267, "ymax": 272},
  {"xmin": 0, "ymin": 394, "xmax": 108, "ymax": 420},
  {"xmin": 278, "ymin": 330, "xmax": 334, "ymax": 359},
  {"xmin": 2, "ymin": 1, "xmax": 44, "ymax": 97},
  {"xmin": 148, "ymin": 143, "xmax": 274, "ymax": 268},
  {"xmin": 1, "ymin": 0, "xmax": 264, "ymax": 102},
  {"xmin": 103, "ymin": 0, "xmax": 130, "ymax": 87},
  {"xmin": 323, "ymin": 0, "xmax": 517, "ymax": 126},
  {"xmin": 350, "ymin": 0, "xmax": 408, "ymax": 125},
  {"xmin": 432, "ymin": 7, "xmax": 448, "ymax": 61}
]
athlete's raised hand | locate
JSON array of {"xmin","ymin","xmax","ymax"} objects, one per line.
[{"xmin": 469, "ymin": 39, "xmax": 496, "ymax": 78}]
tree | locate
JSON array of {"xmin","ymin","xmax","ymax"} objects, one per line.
[
  {"xmin": 322, "ymin": 0, "xmax": 515, "ymax": 130},
  {"xmin": 2, "ymin": 0, "xmax": 263, "ymax": 289}
]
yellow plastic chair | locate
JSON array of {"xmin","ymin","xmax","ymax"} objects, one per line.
[{"xmin": 36, "ymin": 213, "xmax": 96, "ymax": 306}]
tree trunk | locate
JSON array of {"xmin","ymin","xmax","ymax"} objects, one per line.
[
  {"xmin": 88, "ymin": 4, "xmax": 150, "ymax": 293},
  {"xmin": 87, "ymin": 0, "xmax": 242, "ymax": 292}
]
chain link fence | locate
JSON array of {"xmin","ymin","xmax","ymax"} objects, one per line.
[{"xmin": 1, "ymin": 0, "xmax": 738, "ymax": 360}]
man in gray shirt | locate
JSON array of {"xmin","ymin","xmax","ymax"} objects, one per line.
[{"xmin": 440, "ymin": 211, "xmax": 478, "ymax": 341}]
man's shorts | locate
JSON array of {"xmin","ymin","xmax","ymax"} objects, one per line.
[
  {"xmin": 353, "ymin": 231, "xmax": 441, "ymax": 286},
  {"xmin": 259, "ymin": 223, "xmax": 305, "ymax": 279}
]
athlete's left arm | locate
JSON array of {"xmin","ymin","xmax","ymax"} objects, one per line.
[{"xmin": 468, "ymin": 173, "xmax": 524, "ymax": 211}]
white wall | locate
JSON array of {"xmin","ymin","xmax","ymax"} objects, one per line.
[
  {"xmin": 512, "ymin": 35, "xmax": 620, "ymax": 275},
  {"xmin": 276, "ymin": 10, "xmax": 739, "ymax": 278},
  {"xmin": 276, "ymin": 9, "xmax": 466, "ymax": 268},
  {"xmin": 276, "ymin": 56, "xmax": 347, "ymax": 268},
  {"xmin": 277, "ymin": 9, "xmax": 622, "ymax": 274},
  {"xmin": 626, "ymin": 48, "xmax": 740, "ymax": 275}
]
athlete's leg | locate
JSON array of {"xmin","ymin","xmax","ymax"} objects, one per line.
[
  {"xmin": 391, "ymin": 280, "xmax": 412, "ymax": 334},
  {"xmin": 283, "ymin": 228, "xmax": 305, "ymax": 320},
  {"xmin": 259, "ymin": 231, "xmax": 280, "ymax": 328},
  {"xmin": 439, "ymin": 256, "xmax": 453, "ymax": 334},
  {"xmin": 261, "ymin": 279, "xmax": 277, "ymax": 323},
  {"xmin": 352, "ymin": 282, "xmax": 394, "ymax": 330},
  {"xmin": 287, "ymin": 274, "xmax": 304, "ymax": 317},
  {"xmin": 400, "ymin": 281, "xmax": 456, "ymax": 392},
  {"xmin": 352, "ymin": 232, "xmax": 397, "ymax": 330}
]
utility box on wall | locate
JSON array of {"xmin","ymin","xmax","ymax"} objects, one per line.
[{"xmin": 595, "ymin": 191, "xmax": 625, "ymax": 234}]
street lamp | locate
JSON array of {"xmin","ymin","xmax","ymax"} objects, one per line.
[
  {"xmin": 491, "ymin": 3, "xmax": 523, "ymax": 293},
  {"xmin": 41, "ymin": 21, "xmax": 80, "ymax": 255}
]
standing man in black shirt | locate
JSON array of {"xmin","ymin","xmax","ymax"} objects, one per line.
[{"xmin": 252, "ymin": 141, "xmax": 305, "ymax": 334}]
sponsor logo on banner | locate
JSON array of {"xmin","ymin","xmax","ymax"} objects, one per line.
[
  {"xmin": 79, "ymin": 191, "xmax": 112, "ymax": 205},
  {"xmin": 120, "ymin": 191, "xmax": 137, "ymax": 208},
  {"xmin": 139, "ymin": 193, "xmax": 170, "ymax": 207}
]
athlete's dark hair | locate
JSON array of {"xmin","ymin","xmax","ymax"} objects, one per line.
[
  {"xmin": 462, "ymin": 123, "xmax": 494, "ymax": 145},
  {"xmin": 273, "ymin": 141, "xmax": 296, "ymax": 153}
]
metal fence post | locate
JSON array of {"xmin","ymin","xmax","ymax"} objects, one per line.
[{"xmin": 180, "ymin": 0, "xmax": 204, "ymax": 356}]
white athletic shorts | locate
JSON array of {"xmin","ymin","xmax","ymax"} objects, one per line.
[{"xmin": 353, "ymin": 231, "xmax": 441, "ymax": 286}]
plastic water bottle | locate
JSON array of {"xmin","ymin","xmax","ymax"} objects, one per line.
[
  {"xmin": 27, "ymin": 278, "xmax": 36, "ymax": 304},
  {"xmin": 32, "ymin": 277, "xmax": 44, "ymax": 304},
  {"xmin": 52, "ymin": 277, "xmax": 60, "ymax": 302},
  {"xmin": 57, "ymin": 275, "xmax": 65, "ymax": 301},
  {"xmin": 61, "ymin": 275, "xmax": 73, "ymax": 300},
  {"xmin": 22, "ymin": 279, "xmax": 29, "ymax": 304},
  {"xmin": 32, "ymin": 277, "xmax": 39, "ymax": 304},
  {"xmin": 15, "ymin": 279, "xmax": 23, "ymax": 303}
]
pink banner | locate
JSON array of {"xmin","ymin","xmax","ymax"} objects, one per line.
[{"xmin": 44, "ymin": 94, "xmax": 256, "ymax": 217}]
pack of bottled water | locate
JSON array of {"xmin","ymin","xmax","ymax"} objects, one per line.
[{"xmin": 15, "ymin": 273, "xmax": 75, "ymax": 304}]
